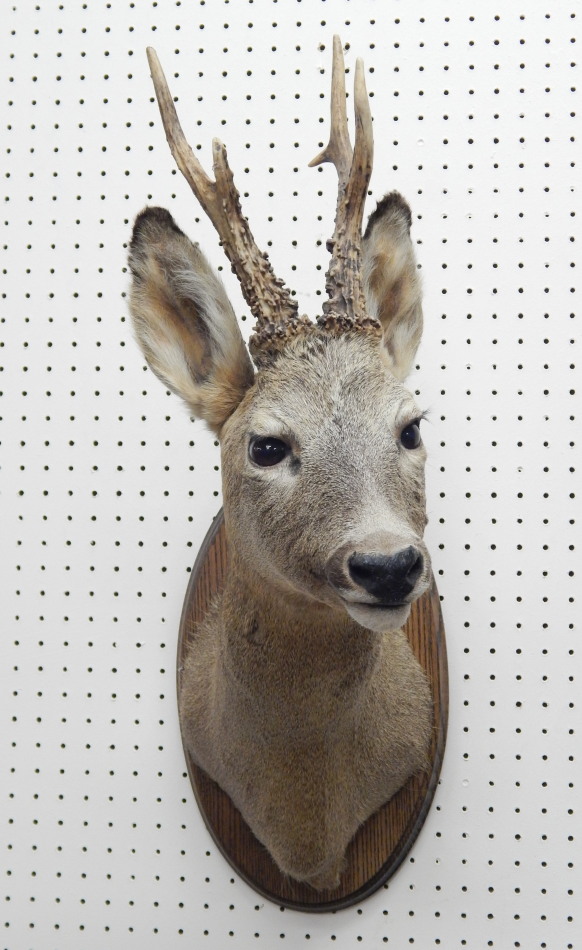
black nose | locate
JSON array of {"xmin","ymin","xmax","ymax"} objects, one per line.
[{"xmin": 348, "ymin": 547, "xmax": 424, "ymax": 602}]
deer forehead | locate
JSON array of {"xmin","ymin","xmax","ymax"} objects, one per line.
[{"xmin": 233, "ymin": 335, "xmax": 421, "ymax": 444}]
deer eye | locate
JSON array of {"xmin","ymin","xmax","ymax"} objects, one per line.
[
  {"xmin": 400, "ymin": 421, "xmax": 422, "ymax": 450},
  {"xmin": 249, "ymin": 436, "xmax": 290, "ymax": 467}
]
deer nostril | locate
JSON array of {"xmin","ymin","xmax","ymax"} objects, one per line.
[
  {"xmin": 404, "ymin": 550, "xmax": 424, "ymax": 588},
  {"xmin": 348, "ymin": 547, "xmax": 424, "ymax": 601}
]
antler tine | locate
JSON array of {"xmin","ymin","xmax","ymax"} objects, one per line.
[
  {"xmin": 147, "ymin": 47, "xmax": 310, "ymax": 365},
  {"xmin": 147, "ymin": 48, "xmax": 216, "ymax": 217},
  {"xmin": 351, "ymin": 56, "xmax": 374, "ymax": 232},
  {"xmin": 310, "ymin": 37, "xmax": 377, "ymax": 333},
  {"xmin": 308, "ymin": 35, "xmax": 352, "ymax": 183}
]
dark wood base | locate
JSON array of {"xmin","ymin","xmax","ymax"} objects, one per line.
[{"xmin": 178, "ymin": 510, "xmax": 448, "ymax": 911}]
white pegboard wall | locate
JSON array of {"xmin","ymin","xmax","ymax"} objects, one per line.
[{"xmin": 1, "ymin": 1, "xmax": 579, "ymax": 948}]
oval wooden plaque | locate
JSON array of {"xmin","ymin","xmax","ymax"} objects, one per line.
[{"xmin": 178, "ymin": 510, "xmax": 448, "ymax": 912}]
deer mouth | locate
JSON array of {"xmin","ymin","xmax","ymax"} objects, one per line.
[
  {"xmin": 343, "ymin": 599, "xmax": 412, "ymax": 633},
  {"xmin": 339, "ymin": 595, "xmax": 410, "ymax": 610}
]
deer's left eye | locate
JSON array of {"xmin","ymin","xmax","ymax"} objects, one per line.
[
  {"xmin": 400, "ymin": 421, "xmax": 422, "ymax": 450},
  {"xmin": 249, "ymin": 436, "xmax": 290, "ymax": 467}
]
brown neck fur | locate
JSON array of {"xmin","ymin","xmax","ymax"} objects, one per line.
[{"xmin": 221, "ymin": 546, "xmax": 382, "ymax": 740}]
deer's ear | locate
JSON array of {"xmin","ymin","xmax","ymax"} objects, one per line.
[
  {"xmin": 362, "ymin": 192, "xmax": 423, "ymax": 382},
  {"xmin": 128, "ymin": 207, "xmax": 254, "ymax": 433}
]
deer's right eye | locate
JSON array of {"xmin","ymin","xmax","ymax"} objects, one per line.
[{"xmin": 249, "ymin": 436, "xmax": 290, "ymax": 467}]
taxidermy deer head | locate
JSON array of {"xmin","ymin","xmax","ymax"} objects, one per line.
[{"xmin": 128, "ymin": 37, "xmax": 433, "ymax": 892}]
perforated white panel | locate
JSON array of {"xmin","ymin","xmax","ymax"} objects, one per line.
[{"xmin": 2, "ymin": 1, "xmax": 579, "ymax": 947}]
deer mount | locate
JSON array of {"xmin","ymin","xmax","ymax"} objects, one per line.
[{"xmin": 128, "ymin": 37, "xmax": 448, "ymax": 910}]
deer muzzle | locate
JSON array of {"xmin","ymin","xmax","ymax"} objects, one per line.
[
  {"xmin": 347, "ymin": 547, "xmax": 424, "ymax": 604},
  {"xmin": 325, "ymin": 538, "xmax": 428, "ymax": 631}
]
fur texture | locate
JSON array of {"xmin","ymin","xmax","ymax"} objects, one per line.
[
  {"xmin": 363, "ymin": 192, "xmax": 423, "ymax": 381},
  {"xmin": 128, "ymin": 207, "xmax": 254, "ymax": 431}
]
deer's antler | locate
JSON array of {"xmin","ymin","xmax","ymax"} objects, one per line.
[
  {"xmin": 310, "ymin": 36, "xmax": 379, "ymax": 334},
  {"xmin": 146, "ymin": 48, "xmax": 312, "ymax": 366}
]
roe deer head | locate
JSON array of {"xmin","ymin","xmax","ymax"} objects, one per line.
[{"xmin": 128, "ymin": 37, "xmax": 433, "ymax": 892}]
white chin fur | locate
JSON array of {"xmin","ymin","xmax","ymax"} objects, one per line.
[{"xmin": 345, "ymin": 602, "xmax": 411, "ymax": 633}]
